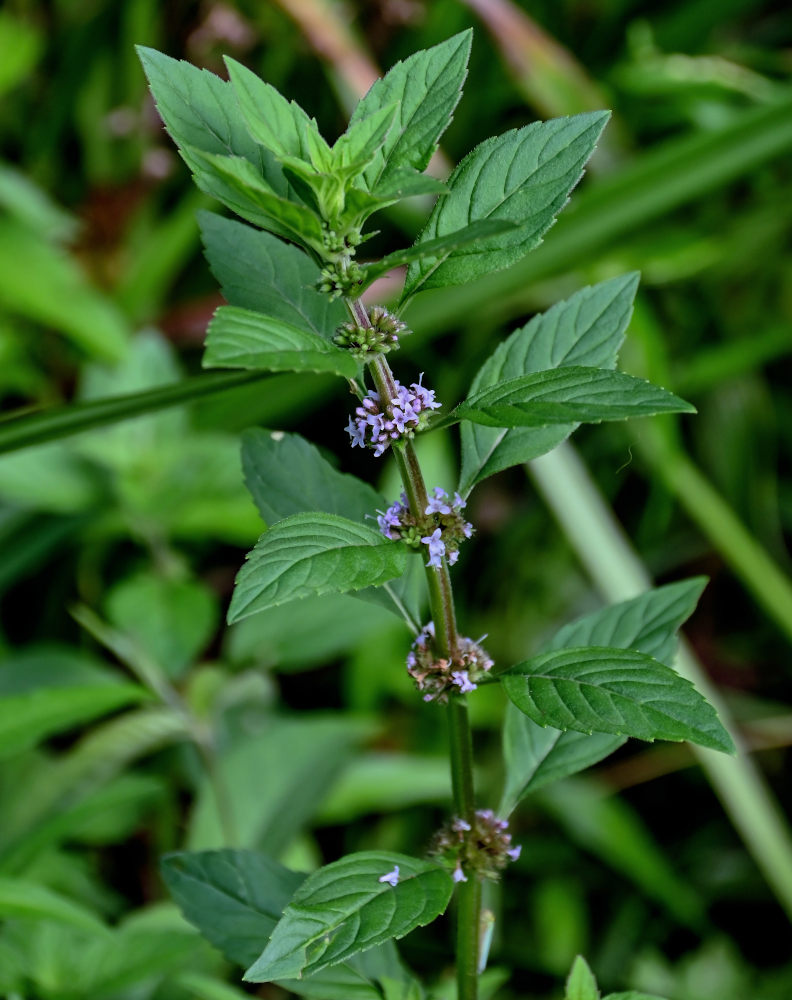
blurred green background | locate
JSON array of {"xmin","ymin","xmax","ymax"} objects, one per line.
[{"xmin": 1, "ymin": 1, "xmax": 791, "ymax": 997}]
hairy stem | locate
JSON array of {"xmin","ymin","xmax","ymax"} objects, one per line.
[{"xmin": 348, "ymin": 299, "xmax": 479, "ymax": 999}]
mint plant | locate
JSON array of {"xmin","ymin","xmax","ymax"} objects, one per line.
[{"xmin": 139, "ymin": 32, "xmax": 733, "ymax": 1000}]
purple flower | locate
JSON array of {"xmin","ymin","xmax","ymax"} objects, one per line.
[
  {"xmin": 421, "ymin": 527, "xmax": 445, "ymax": 568},
  {"xmin": 452, "ymin": 862, "xmax": 468, "ymax": 883},
  {"xmin": 346, "ymin": 376, "xmax": 440, "ymax": 456},
  {"xmin": 378, "ymin": 865, "xmax": 400, "ymax": 887},
  {"xmin": 451, "ymin": 670, "xmax": 477, "ymax": 694},
  {"xmin": 425, "ymin": 487, "xmax": 453, "ymax": 516},
  {"xmin": 507, "ymin": 845, "xmax": 522, "ymax": 861}
]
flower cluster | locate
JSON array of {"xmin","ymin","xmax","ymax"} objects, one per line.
[
  {"xmin": 333, "ymin": 306, "xmax": 409, "ymax": 360},
  {"xmin": 406, "ymin": 621, "xmax": 493, "ymax": 703},
  {"xmin": 377, "ymin": 487, "xmax": 472, "ymax": 568},
  {"xmin": 430, "ymin": 809, "xmax": 521, "ymax": 883},
  {"xmin": 316, "ymin": 259, "xmax": 363, "ymax": 299},
  {"xmin": 346, "ymin": 375, "xmax": 441, "ymax": 456},
  {"xmin": 320, "ymin": 221, "xmax": 361, "ymax": 256}
]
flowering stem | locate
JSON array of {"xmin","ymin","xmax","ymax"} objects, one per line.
[{"xmin": 347, "ymin": 301, "xmax": 479, "ymax": 1000}]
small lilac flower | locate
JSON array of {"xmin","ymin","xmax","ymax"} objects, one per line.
[
  {"xmin": 421, "ymin": 527, "xmax": 445, "ymax": 568},
  {"xmin": 452, "ymin": 862, "xmax": 468, "ymax": 883},
  {"xmin": 452, "ymin": 818, "xmax": 471, "ymax": 832},
  {"xmin": 425, "ymin": 487, "xmax": 453, "ymax": 516},
  {"xmin": 507, "ymin": 845, "xmax": 522, "ymax": 861},
  {"xmin": 451, "ymin": 670, "xmax": 477, "ymax": 694},
  {"xmin": 346, "ymin": 376, "xmax": 440, "ymax": 456},
  {"xmin": 378, "ymin": 865, "xmax": 400, "ymax": 887}
]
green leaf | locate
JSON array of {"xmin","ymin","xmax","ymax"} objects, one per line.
[
  {"xmin": 136, "ymin": 47, "xmax": 289, "ymax": 196},
  {"xmin": 502, "ymin": 647, "xmax": 734, "ymax": 752},
  {"xmin": 242, "ymin": 429, "xmax": 382, "ymax": 527},
  {"xmin": 0, "ymin": 683, "xmax": 149, "ymax": 759},
  {"xmin": 459, "ymin": 273, "xmax": 639, "ymax": 493},
  {"xmin": 0, "ymin": 218, "xmax": 130, "ymax": 362},
  {"xmin": 105, "ymin": 574, "xmax": 219, "ymax": 680},
  {"xmin": 402, "ymin": 111, "xmax": 609, "ymax": 299},
  {"xmin": 566, "ymin": 955, "xmax": 600, "ymax": 1000},
  {"xmin": 0, "ymin": 877, "xmax": 108, "ymax": 933},
  {"xmin": 244, "ymin": 852, "xmax": 453, "ymax": 981},
  {"xmin": 456, "ymin": 367, "xmax": 694, "ymax": 429},
  {"xmin": 241, "ymin": 431, "xmax": 421, "ymax": 627},
  {"xmin": 605, "ymin": 993, "xmax": 670, "ymax": 1000},
  {"xmin": 199, "ymin": 212, "xmax": 346, "ymax": 337},
  {"xmin": 186, "ymin": 147, "xmax": 325, "ymax": 248},
  {"xmin": 334, "ymin": 104, "xmax": 400, "ymax": 173},
  {"xmin": 187, "ymin": 716, "xmax": 373, "ymax": 856},
  {"xmin": 537, "ymin": 779, "xmax": 704, "ymax": 927},
  {"xmin": 500, "ymin": 703, "xmax": 624, "ymax": 814},
  {"xmin": 162, "ymin": 849, "xmax": 404, "ymax": 1000},
  {"xmin": 161, "ymin": 849, "xmax": 303, "ymax": 967},
  {"xmin": 228, "ymin": 513, "xmax": 408, "ymax": 623},
  {"xmin": 352, "ymin": 31, "xmax": 472, "ymax": 190},
  {"xmin": 360, "ymin": 219, "xmax": 517, "ymax": 290},
  {"xmin": 203, "ymin": 306, "xmax": 357, "ymax": 377},
  {"xmin": 499, "ymin": 579, "xmax": 707, "ymax": 810},
  {"xmin": 369, "ymin": 168, "xmax": 448, "ymax": 201},
  {"xmin": 547, "ymin": 578, "xmax": 708, "ymax": 668},
  {"xmin": 225, "ymin": 57, "xmax": 320, "ymax": 160}
]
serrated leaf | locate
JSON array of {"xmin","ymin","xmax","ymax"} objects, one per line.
[
  {"xmin": 459, "ymin": 273, "xmax": 639, "ymax": 493},
  {"xmin": 186, "ymin": 147, "xmax": 325, "ymax": 248},
  {"xmin": 548, "ymin": 578, "xmax": 708, "ymax": 668},
  {"xmin": 500, "ymin": 579, "xmax": 707, "ymax": 810},
  {"xmin": 334, "ymin": 103, "xmax": 400, "ymax": 173},
  {"xmin": 242, "ymin": 430, "xmax": 383, "ymax": 527},
  {"xmin": 372, "ymin": 168, "xmax": 448, "ymax": 201},
  {"xmin": 225, "ymin": 57, "xmax": 320, "ymax": 161},
  {"xmin": 136, "ymin": 47, "xmax": 289, "ymax": 196},
  {"xmin": 162, "ymin": 849, "xmax": 406, "ymax": 1000},
  {"xmin": 360, "ymin": 219, "xmax": 516, "ymax": 290},
  {"xmin": 203, "ymin": 306, "xmax": 357, "ymax": 377},
  {"xmin": 198, "ymin": 212, "xmax": 346, "ymax": 338},
  {"xmin": 161, "ymin": 849, "xmax": 304, "ymax": 967},
  {"xmin": 456, "ymin": 367, "xmax": 694, "ymax": 429},
  {"xmin": 500, "ymin": 703, "xmax": 624, "ymax": 814},
  {"xmin": 402, "ymin": 111, "xmax": 609, "ymax": 299},
  {"xmin": 566, "ymin": 956, "xmax": 600, "ymax": 1000},
  {"xmin": 502, "ymin": 647, "xmax": 734, "ymax": 752},
  {"xmin": 240, "ymin": 431, "xmax": 422, "ymax": 627},
  {"xmin": 352, "ymin": 31, "xmax": 472, "ymax": 190},
  {"xmin": 244, "ymin": 852, "xmax": 453, "ymax": 982},
  {"xmin": 228, "ymin": 513, "xmax": 408, "ymax": 623}
]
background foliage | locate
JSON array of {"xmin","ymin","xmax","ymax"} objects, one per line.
[{"xmin": 0, "ymin": 1, "xmax": 791, "ymax": 997}]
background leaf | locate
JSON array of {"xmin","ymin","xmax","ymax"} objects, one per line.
[
  {"xmin": 104, "ymin": 575, "xmax": 219, "ymax": 680},
  {"xmin": 459, "ymin": 273, "xmax": 639, "ymax": 493},
  {"xmin": 244, "ymin": 851, "xmax": 453, "ymax": 981},
  {"xmin": 402, "ymin": 111, "xmax": 609, "ymax": 298},
  {"xmin": 0, "ymin": 877, "xmax": 109, "ymax": 933}
]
